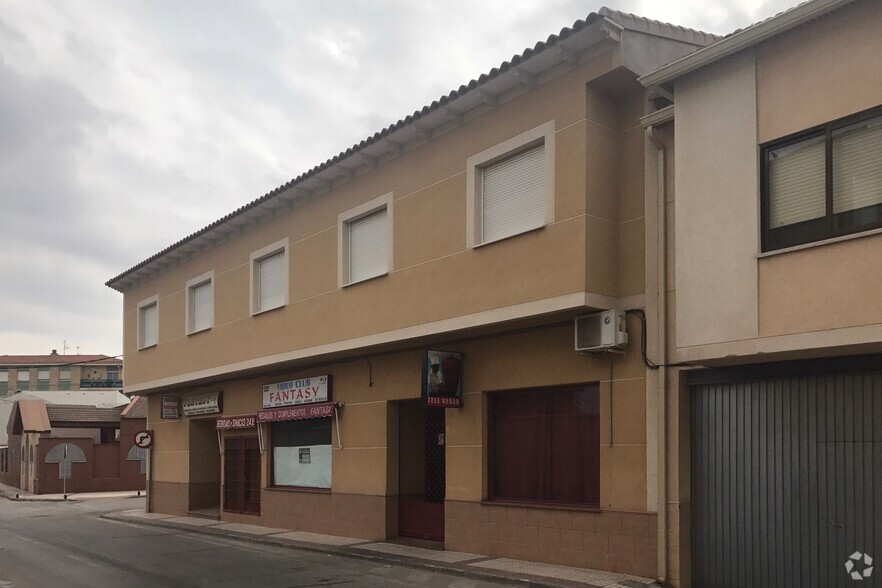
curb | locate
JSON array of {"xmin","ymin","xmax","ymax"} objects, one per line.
[{"xmin": 101, "ymin": 511, "xmax": 591, "ymax": 588}]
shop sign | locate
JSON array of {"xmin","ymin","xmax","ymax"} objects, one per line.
[
  {"xmin": 161, "ymin": 396, "xmax": 180, "ymax": 419},
  {"xmin": 257, "ymin": 401, "xmax": 335, "ymax": 423},
  {"xmin": 422, "ymin": 350, "xmax": 463, "ymax": 408},
  {"xmin": 183, "ymin": 391, "xmax": 223, "ymax": 416},
  {"xmin": 215, "ymin": 415, "xmax": 256, "ymax": 430},
  {"xmin": 263, "ymin": 375, "xmax": 330, "ymax": 408}
]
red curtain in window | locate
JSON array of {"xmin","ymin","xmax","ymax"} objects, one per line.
[{"xmin": 492, "ymin": 386, "xmax": 600, "ymax": 505}]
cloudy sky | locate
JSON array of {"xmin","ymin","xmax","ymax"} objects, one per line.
[{"xmin": 0, "ymin": 0, "xmax": 796, "ymax": 356}]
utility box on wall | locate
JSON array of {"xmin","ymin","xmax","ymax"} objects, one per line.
[{"xmin": 574, "ymin": 310, "xmax": 628, "ymax": 353}]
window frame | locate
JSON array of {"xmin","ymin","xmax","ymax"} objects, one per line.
[
  {"xmin": 466, "ymin": 121, "xmax": 555, "ymax": 248},
  {"xmin": 761, "ymin": 105, "xmax": 882, "ymax": 252},
  {"xmin": 16, "ymin": 368, "xmax": 30, "ymax": 389},
  {"xmin": 337, "ymin": 192, "xmax": 393, "ymax": 287},
  {"xmin": 185, "ymin": 270, "xmax": 215, "ymax": 335},
  {"xmin": 137, "ymin": 295, "xmax": 159, "ymax": 350},
  {"xmin": 249, "ymin": 238, "xmax": 289, "ymax": 316},
  {"xmin": 487, "ymin": 383, "xmax": 601, "ymax": 508},
  {"xmin": 269, "ymin": 418, "xmax": 333, "ymax": 491}
]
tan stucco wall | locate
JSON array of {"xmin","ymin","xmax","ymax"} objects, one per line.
[
  {"xmin": 121, "ymin": 49, "xmax": 651, "ymax": 390},
  {"xmin": 148, "ymin": 322, "xmax": 649, "ymax": 511},
  {"xmin": 673, "ymin": 50, "xmax": 759, "ymax": 351}
]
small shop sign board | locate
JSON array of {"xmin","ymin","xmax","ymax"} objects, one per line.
[
  {"xmin": 422, "ymin": 350, "xmax": 463, "ymax": 408},
  {"xmin": 183, "ymin": 391, "xmax": 223, "ymax": 416},
  {"xmin": 257, "ymin": 402, "xmax": 336, "ymax": 423},
  {"xmin": 134, "ymin": 430, "xmax": 154, "ymax": 449},
  {"xmin": 161, "ymin": 396, "xmax": 180, "ymax": 419},
  {"xmin": 216, "ymin": 415, "xmax": 257, "ymax": 430},
  {"xmin": 263, "ymin": 375, "xmax": 330, "ymax": 408}
]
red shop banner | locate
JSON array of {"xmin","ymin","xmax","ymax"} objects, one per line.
[{"xmin": 257, "ymin": 402, "xmax": 335, "ymax": 423}]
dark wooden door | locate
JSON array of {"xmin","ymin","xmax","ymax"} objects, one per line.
[
  {"xmin": 399, "ymin": 401, "xmax": 445, "ymax": 541},
  {"xmin": 224, "ymin": 436, "xmax": 261, "ymax": 515}
]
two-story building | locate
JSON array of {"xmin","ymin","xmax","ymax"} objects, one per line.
[
  {"xmin": 639, "ymin": 0, "xmax": 882, "ymax": 585},
  {"xmin": 107, "ymin": 8, "xmax": 720, "ymax": 580}
]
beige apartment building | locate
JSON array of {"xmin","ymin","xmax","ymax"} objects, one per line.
[
  {"xmin": 106, "ymin": 8, "xmax": 719, "ymax": 581},
  {"xmin": 639, "ymin": 0, "xmax": 882, "ymax": 585}
]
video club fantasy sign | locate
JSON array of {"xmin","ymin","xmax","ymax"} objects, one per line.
[
  {"xmin": 422, "ymin": 350, "xmax": 463, "ymax": 408},
  {"xmin": 263, "ymin": 374, "xmax": 330, "ymax": 408}
]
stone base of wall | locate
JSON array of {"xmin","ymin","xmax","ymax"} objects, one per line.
[{"xmin": 445, "ymin": 501, "xmax": 658, "ymax": 579}]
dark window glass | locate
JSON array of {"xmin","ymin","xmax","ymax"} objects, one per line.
[
  {"xmin": 490, "ymin": 385, "xmax": 600, "ymax": 505},
  {"xmin": 762, "ymin": 107, "xmax": 882, "ymax": 251}
]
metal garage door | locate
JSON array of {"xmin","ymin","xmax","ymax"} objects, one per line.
[{"xmin": 691, "ymin": 363, "xmax": 881, "ymax": 587}]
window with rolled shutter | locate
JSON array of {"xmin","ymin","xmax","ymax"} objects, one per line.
[
  {"xmin": 189, "ymin": 280, "xmax": 213, "ymax": 333},
  {"xmin": 257, "ymin": 251, "xmax": 285, "ymax": 312},
  {"xmin": 348, "ymin": 208, "xmax": 388, "ymax": 284},
  {"xmin": 140, "ymin": 302, "xmax": 158, "ymax": 348},
  {"xmin": 481, "ymin": 143, "xmax": 546, "ymax": 244},
  {"xmin": 762, "ymin": 107, "xmax": 882, "ymax": 251}
]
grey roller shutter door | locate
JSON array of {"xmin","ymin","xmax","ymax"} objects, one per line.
[{"xmin": 691, "ymin": 370, "xmax": 882, "ymax": 587}]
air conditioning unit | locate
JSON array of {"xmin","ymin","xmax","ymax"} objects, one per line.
[{"xmin": 575, "ymin": 310, "xmax": 628, "ymax": 353}]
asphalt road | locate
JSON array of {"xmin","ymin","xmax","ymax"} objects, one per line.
[{"xmin": 0, "ymin": 497, "xmax": 507, "ymax": 588}]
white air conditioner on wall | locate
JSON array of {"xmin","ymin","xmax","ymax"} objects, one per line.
[{"xmin": 574, "ymin": 310, "xmax": 628, "ymax": 353}]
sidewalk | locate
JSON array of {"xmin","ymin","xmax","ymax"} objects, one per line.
[
  {"xmin": 0, "ymin": 481, "xmax": 143, "ymax": 502},
  {"xmin": 103, "ymin": 509, "xmax": 658, "ymax": 588}
]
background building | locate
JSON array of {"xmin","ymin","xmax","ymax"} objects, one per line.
[{"xmin": 0, "ymin": 352, "xmax": 123, "ymax": 395}]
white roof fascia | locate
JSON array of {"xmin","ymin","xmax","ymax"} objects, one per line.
[{"xmin": 639, "ymin": 0, "xmax": 857, "ymax": 87}]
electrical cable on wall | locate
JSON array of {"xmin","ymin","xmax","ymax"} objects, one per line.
[{"xmin": 625, "ymin": 308, "xmax": 696, "ymax": 370}]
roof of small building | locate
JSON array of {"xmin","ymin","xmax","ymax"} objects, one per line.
[
  {"xmin": 106, "ymin": 8, "xmax": 720, "ymax": 293},
  {"xmin": 120, "ymin": 396, "xmax": 147, "ymax": 420},
  {"xmin": 15, "ymin": 399, "xmax": 51, "ymax": 433},
  {"xmin": 45, "ymin": 404, "xmax": 123, "ymax": 425},
  {"xmin": 0, "ymin": 354, "xmax": 121, "ymax": 367}
]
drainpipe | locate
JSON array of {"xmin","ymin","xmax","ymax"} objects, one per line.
[{"xmin": 646, "ymin": 125, "xmax": 668, "ymax": 585}]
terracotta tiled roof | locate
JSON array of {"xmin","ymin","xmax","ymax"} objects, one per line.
[
  {"xmin": 0, "ymin": 354, "xmax": 121, "ymax": 367},
  {"xmin": 120, "ymin": 397, "xmax": 147, "ymax": 420},
  {"xmin": 46, "ymin": 404, "xmax": 123, "ymax": 425},
  {"xmin": 106, "ymin": 7, "xmax": 719, "ymax": 292}
]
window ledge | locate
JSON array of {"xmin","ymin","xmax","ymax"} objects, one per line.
[
  {"xmin": 266, "ymin": 486, "xmax": 331, "ymax": 494},
  {"xmin": 137, "ymin": 343, "xmax": 157, "ymax": 351},
  {"xmin": 481, "ymin": 499, "xmax": 601, "ymax": 512},
  {"xmin": 341, "ymin": 271, "xmax": 388, "ymax": 288},
  {"xmin": 473, "ymin": 224, "xmax": 545, "ymax": 250},
  {"xmin": 251, "ymin": 303, "xmax": 285, "ymax": 317},
  {"xmin": 758, "ymin": 226, "xmax": 882, "ymax": 259},
  {"xmin": 186, "ymin": 326, "xmax": 212, "ymax": 337}
]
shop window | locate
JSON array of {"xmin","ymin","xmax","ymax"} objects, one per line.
[
  {"xmin": 250, "ymin": 239, "xmax": 288, "ymax": 315},
  {"xmin": 338, "ymin": 193, "xmax": 392, "ymax": 287},
  {"xmin": 137, "ymin": 296, "xmax": 159, "ymax": 349},
  {"xmin": 489, "ymin": 384, "xmax": 600, "ymax": 505},
  {"xmin": 466, "ymin": 121, "xmax": 555, "ymax": 247},
  {"xmin": 762, "ymin": 106, "xmax": 882, "ymax": 251},
  {"xmin": 271, "ymin": 418, "xmax": 332, "ymax": 489},
  {"xmin": 186, "ymin": 271, "xmax": 214, "ymax": 334}
]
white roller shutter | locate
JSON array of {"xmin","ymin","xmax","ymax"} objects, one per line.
[
  {"xmin": 481, "ymin": 143, "xmax": 546, "ymax": 243},
  {"xmin": 833, "ymin": 115, "xmax": 882, "ymax": 214},
  {"xmin": 768, "ymin": 135, "xmax": 826, "ymax": 228},
  {"xmin": 191, "ymin": 280, "xmax": 213, "ymax": 332},
  {"xmin": 349, "ymin": 208, "xmax": 388, "ymax": 283},
  {"xmin": 257, "ymin": 251, "xmax": 285, "ymax": 312},
  {"xmin": 140, "ymin": 303, "xmax": 158, "ymax": 347}
]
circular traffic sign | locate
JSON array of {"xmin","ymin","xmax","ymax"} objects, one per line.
[{"xmin": 134, "ymin": 430, "xmax": 154, "ymax": 449}]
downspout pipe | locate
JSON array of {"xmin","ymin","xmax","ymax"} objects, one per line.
[{"xmin": 646, "ymin": 125, "xmax": 668, "ymax": 585}]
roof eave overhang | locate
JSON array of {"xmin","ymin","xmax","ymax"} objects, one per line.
[{"xmin": 639, "ymin": 0, "xmax": 857, "ymax": 88}]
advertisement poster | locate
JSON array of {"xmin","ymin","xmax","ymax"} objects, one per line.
[{"xmin": 422, "ymin": 350, "xmax": 463, "ymax": 408}]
